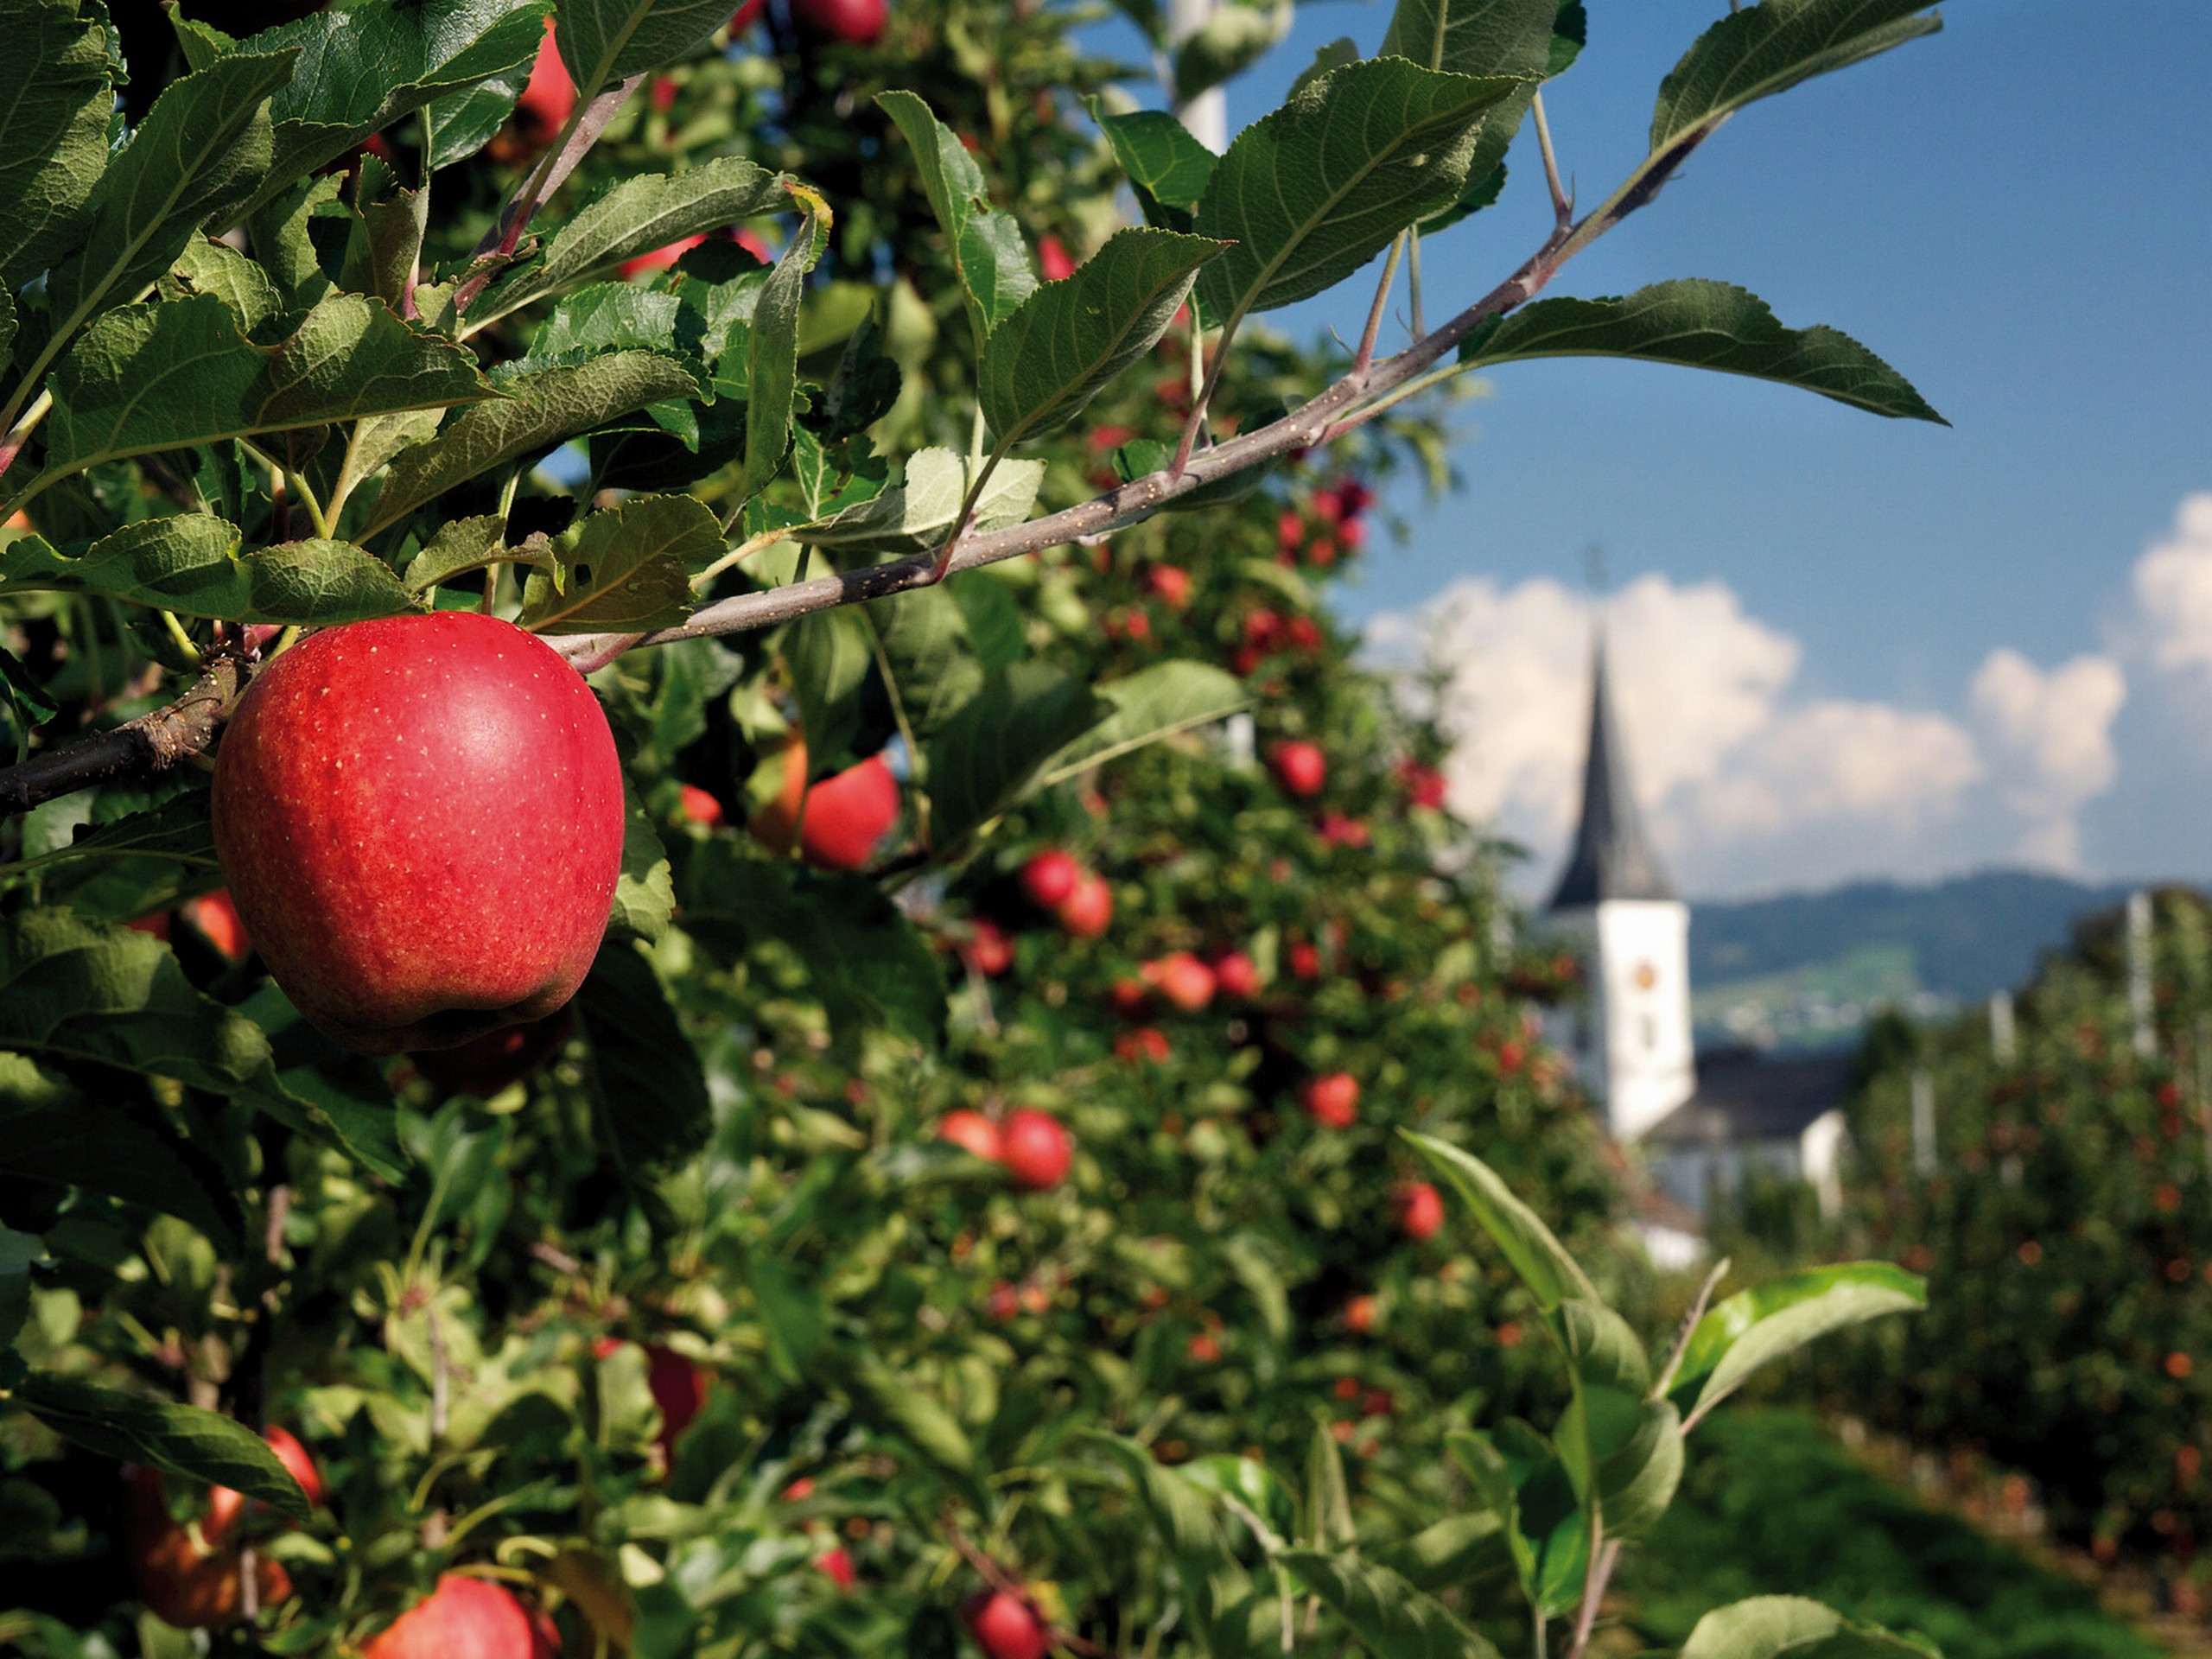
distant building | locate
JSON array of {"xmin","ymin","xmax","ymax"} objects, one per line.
[{"xmin": 1545, "ymin": 627, "xmax": 1848, "ymax": 1236}]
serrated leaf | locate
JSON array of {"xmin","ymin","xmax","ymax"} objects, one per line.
[
  {"xmin": 1680, "ymin": 1596, "xmax": 1942, "ymax": 1659},
  {"xmin": 1379, "ymin": 0, "xmax": 1554, "ymax": 200},
  {"xmin": 166, "ymin": 237, "xmax": 285, "ymax": 336},
  {"xmin": 1096, "ymin": 109, "xmax": 1217, "ymax": 234},
  {"xmin": 980, "ymin": 229, "xmax": 1223, "ymax": 447},
  {"xmin": 924, "ymin": 664, "xmax": 1108, "ymax": 849},
  {"xmin": 37, "ymin": 49, "xmax": 296, "ymax": 353},
  {"xmin": 14, "ymin": 1376, "xmax": 309, "ymax": 1519},
  {"xmin": 1193, "ymin": 58, "xmax": 1518, "ymax": 324},
  {"xmin": 1279, "ymin": 1552, "xmax": 1504, "ymax": 1659},
  {"xmin": 0, "ymin": 1109, "xmax": 243, "ymax": 1252},
  {"xmin": 402, "ymin": 514, "xmax": 547, "ymax": 593},
  {"xmin": 0, "ymin": 0, "xmax": 117, "ymax": 294},
  {"xmin": 876, "ymin": 91, "xmax": 1037, "ymax": 345},
  {"xmin": 520, "ymin": 493, "xmax": 714, "ymax": 632},
  {"xmin": 0, "ymin": 517, "xmax": 419, "ymax": 624},
  {"xmin": 217, "ymin": 0, "xmax": 549, "ymax": 218},
  {"xmin": 611, "ymin": 774, "xmax": 675, "ymax": 939},
  {"xmin": 236, "ymin": 984, "xmax": 409, "ymax": 1181},
  {"xmin": 1403, "ymin": 1132, "xmax": 1599, "ymax": 1313},
  {"xmin": 31, "ymin": 292, "xmax": 493, "ymax": 498},
  {"xmin": 469, "ymin": 156, "xmax": 791, "ymax": 328},
  {"xmin": 528, "ymin": 284, "xmax": 689, "ymax": 370},
  {"xmin": 1173, "ymin": 0, "xmax": 1292, "ymax": 102},
  {"xmin": 738, "ymin": 193, "xmax": 823, "ymax": 504},
  {"xmin": 0, "ymin": 792, "xmax": 218, "ymax": 883},
  {"xmin": 1459, "ymin": 280, "xmax": 1944, "ymax": 422},
  {"xmin": 557, "ymin": 0, "xmax": 732, "ymax": 87},
  {"xmin": 1672, "ymin": 1262, "xmax": 1925, "ymax": 1420},
  {"xmin": 576, "ymin": 941, "xmax": 711, "ymax": 1171},
  {"xmin": 1031, "ymin": 659, "xmax": 1248, "ymax": 788},
  {"xmin": 336, "ymin": 152, "xmax": 428, "ymax": 310},
  {"xmin": 795, "ymin": 448, "xmax": 1044, "ymax": 556},
  {"xmin": 1652, "ymin": 0, "xmax": 1942, "ymax": 154},
  {"xmin": 362, "ymin": 351, "xmax": 696, "ymax": 536}
]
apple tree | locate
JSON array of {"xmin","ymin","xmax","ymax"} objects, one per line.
[{"xmin": 0, "ymin": 0, "xmax": 1957, "ymax": 1652}]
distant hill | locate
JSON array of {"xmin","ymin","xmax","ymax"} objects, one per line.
[{"xmin": 1688, "ymin": 870, "xmax": 2140, "ymax": 1052}]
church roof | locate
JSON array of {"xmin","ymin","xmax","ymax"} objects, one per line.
[
  {"xmin": 1547, "ymin": 634, "xmax": 1677, "ymax": 911},
  {"xmin": 1643, "ymin": 1046, "xmax": 1852, "ymax": 1146}
]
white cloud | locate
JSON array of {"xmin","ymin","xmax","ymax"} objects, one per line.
[
  {"xmin": 1969, "ymin": 648, "xmax": 2126, "ymax": 870},
  {"xmin": 2130, "ymin": 493, "xmax": 2212, "ymax": 683},
  {"xmin": 1369, "ymin": 572, "xmax": 1985, "ymax": 895}
]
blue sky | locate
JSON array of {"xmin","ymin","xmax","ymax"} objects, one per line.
[{"xmin": 1096, "ymin": 3, "xmax": 2212, "ymax": 898}]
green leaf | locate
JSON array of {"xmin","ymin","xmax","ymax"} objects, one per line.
[
  {"xmin": 361, "ymin": 351, "xmax": 697, "ymax": 537},
  {"xmin": 0, "ymin": 1108, "xmax": 243, "ymax": 1252},
  {"xmin": 336, "ymin": 153, "xmax": 429, "ymax": 311},
  {"xmin": 610, "ymin": 777, "xmax": 676, "ymax": 941},
  {"xmin": 1559, "ymin": 1298, "xmax": 1650, "ymax": 1396},
  {"xmin": 1278, "ymin": 1551, "xmax": 1504, "ymax": 1659},
  {"xmin": 33, "ymin": 292, "xmax": 493, "ymax": 496},
  {"xmin": 236, "ymin": 985, "xmax": 410, "ymax": 1182},
  {"xmin": 576, "ymin": 941, "xmax": 713, "ymax": 1172},
  {"xmin": 1110, "ymin": 436, "xmax": 1276, "ymax": 512},
  {"xmin": 0, "ymin": 1225, "xmax": 41, "ymax": 1352},
  {"xmin": 556, "ymin": 0, "xmax": 734, "ymax": 88},
  {"xmin": 747, "ymin": 1255, "xmax": 825, "ymax": 1384},
  {"xmin": 0, "ymin": 517, "xmax": 419, "ymax": 624},
  {"xmin": 425, "ymin": 29, "xmax": 542, "ymax": 171},
  {"xmin": 0, "ymin": 0, "xmax": 117, "ymax": 293},
  {"xmin": 876, "ymin": 91, "xmax": 1037, "ymax": 346},
  {"xmin": 165, "ymin": 237, "xmax": 286, "ymax": 337},
  {"xmin": 979, "ymin": 229, "xmax": 1224, "ymax": 447},
  {"xmin": 1652, "ymin": 0, "xmax": 1942, "ymax": 154},
  {"xmin": 207, "ymin": 0, "xmax": 549, "ymax": 214},
  {"xmin": 469, "ymin": 156, "xmax": 791, "ymax": 328},
  {"xmin": 1373, "ymin": 1513, "xmax": 1518, "ymax": 1600},
  {"xmin": 823, "ymin": 1347, "xmax": 979, "ymax": 1492},
  {"xmin": 37, "ymin": 48, "xmax": 297, "ymax": 357},
  {"xmin": 1671, "ymin": 1262, "xmax": 1926, "ymax": 1420},
  {"xmin": 782, "ymin": 607, "xmax": 874, "ymax": 771},
  {"xmin": 677, "ymin": 846, "xmax": 946, "ymax": 1052},
  {"xmin": 795, "ymin": 448, "xmax": 1044, "ymax": 556},
  {"xmin": 1193, "ymin": 58, "xmax": 1519, "ymax": 324},
  {"xmin": 1679, "ymin": 1596, "xmax": 1942, "ymax": 1659},
  {"xmin": 1459, "ymin": 281, "xmax": 1944, "ymax": 422},
  {"xmin": 924, "ymin": 664, "xmax": 1109, "ymax": 850},
  {"xmin": 1030, "ymin": 659, "xmax": 1248, "ymax": 788},
  {"xmin": 873, "ymin": 587, "xmax": 984, "ymax": 738},
  {"xmin": 527, "ymin": 285, "xmax": 690, "ymax": 374},
  {"xmin": 738, "ymin": 194, "xmax": 823, "ymax": 504},
  {"xmin": 402, "ymin": 514, "xmax": 549, "ymax": 594},
  {"xmin": 518, "ymin": 493, "xmax": 712, "ymax": 633},
  {"xmin": 1096, "ymin": 109, "xmax": 1218, "ymax": 232},
  {"xmin": 1306, "ymin": 1420, "xmax": 1357, "ymax": 1552},
  {"xmin": 12, "ymin": 1375, "xmax": 310, "ymax": 1520},
  {"xmin": 1173, "ymin": 0, "xmax": 1292, "ymax": 102},
  {"xmin": 1402, "ymin": 1132, "xmax": 1599, "ymax": 1313},
  {"xmin": 1382, "ymin": 0, "xmax": 1556, "ymax": 78},
  {"xmin": 1085, "ymin": 1431, "xmax": 1242, "ymax": 1631}
]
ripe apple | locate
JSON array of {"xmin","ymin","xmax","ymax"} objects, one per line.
[
  {"xmin": 1142, "ymin": 565, "xmax": 1192, "ymax": 609},
  {"xmin": 1115, "ymin": 1027, "xmax": 1171, "ymax": 1065},
  {"xmin": 1269, "ymin": 741, "xmax": 1327, "ymax": 798},
  {"xmin": 999, "ymin": 1108, "xmax": 1071, "ymax": 1190},
  {"xmin": 641, "ymin": 1343, "xmax": 709, "ymax": 1470},
  {"xmin": 1212, "ymin": 950, "xmax": 1259, "ymax": 1000},
  {"xmin": 410, "ymin": 1006, "xmax": 578, "ymax": 1097},
  {"xmin": 620, "ymin": 232, "xmax": 708, "ymax": 280},
  {"xmin": 1142, "ymin": 951, "xmax": 1215, "ymax": 1013},
  {"xmin": 679, "ymin": 783, "xmax": 726, "ymax": 826},
  {"xmin": 731, "ymin": 0, "xmax": 766, "ymax": 27},
  {"xmin": 752, "ymin": 742, "xmax": 901, "ymax": 871},
  {"xmin": 1186, "ymin": 1332, "xmax": 1221, "ymax": 1363},
  {"xmin": 938, "ymin": 1109, "xmax": 1003, "ymax": 1162},
  {"xmin": 791, "ymin": 0, "xmax": 888, "ymax": 46},
  {"xmin": 123, "ymin": 1463, "xmax": 293, "ymax": 1630},
  {"xmin": 816, "ymin": 1547, "xmax": 857, "ymax": 1592},
  {"xmin": 512, "ymin": 19, "xmax": 575, "ymax": 143},
  {"xmin": 1037, "ymin": 235, "xmax": 1078, "ymax": 281},
  {"xmin": 1344, "ymin": 1294, "xmax": 1378, "ymax": 1334},
  {"xmin": 963, "ymin": 1589, "xmax": 1049, "ymax": 1659},
  {"xmin": 1398, "ymin": 760, "xmax": 1449, "ymax": 809},
  {"xmin": 1395, "ymin": 1180, "xmax": 1445, "ymax": 1243},
  {"xmin": 1301, "ymin": 1072, "xmax": 1359, "ymax": 1129},
  {"xmin": 967, "ymin": 918, "xmax": 1014, "ymax": 976},
  {"xmin": 986, "ymin": 1281, "xmax": 1020, "ymax": 1320},
  {"xmin": 1020, "ymin": 849, "xmax": 1079, "ymax": 909},
  {"xmin": 1287, "ymin": 942, "xmax": 1322, "ymax": 981},
  {"xmin": 181, "ymin": 889, "xmax": 250, "ymax": 962},
  {"xmin": 1316, "ymin": 811, "xmax": 1369, "ymax": 849},
  {"xmin": 212, "ymin": 613, "xmax": 626, "ymax": 1055},
  {"xmin": 362, "ymin": 1573, "xmax": 555, "ymax": 1659},
  {"xmin": 1109, "ymin": 976, "xmax": 1149, "ymax": 1019},
  {"xmin": 1054, "ymin": 873, "xmax": 1113, "ymax": 939}
]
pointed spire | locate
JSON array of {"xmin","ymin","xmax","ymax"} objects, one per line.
[{"xmin": 1547, "ymin": 628, "xmax": 1676, "ymax": 911}]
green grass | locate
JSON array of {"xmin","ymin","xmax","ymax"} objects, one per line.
[{"xmin": 1621, "ymin": 1410, "xmax": 2166, "ymax": 1659}]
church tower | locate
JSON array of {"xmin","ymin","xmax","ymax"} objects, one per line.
[{"xmin": 1547, "ymin": 632, "xmax": 1695, "ymax": 1142}]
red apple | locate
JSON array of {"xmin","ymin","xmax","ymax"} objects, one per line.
[
  {"xmin": 201, "ymin": 1424, "xmax": 324, "ymax": 1550},
  {"xmin": 1395, "ymin": 1181, "xmax": 1445, "ymax": 1243},
  {"xmin": 799, "ymin": 755, "xmax": 900, "ymax": 870},
  {"xmin": 1037, "ymin": 235, "xmax": 1077, "ymax": 281},
  {"xmin": 938, "ymin": 1109, "xmax": 1003, "ymax": 1162},
  {"xmin": 963, "ymin": 1589, "xmax": 1049, "ymax": 1659},
  {"xmin": 512, "ymin": 19, "xmax": 575, "ymax": 143},
  {"xmin": 1054, "ymin": 874, "xmax": 1113, "ymax": 939},
  {"xmin": 986, "ymin": 1281, "xmax": 1020, "ymax": 1320},
  {"xmin": 181, "ymin": 889, "xmax": 250, "ymax": 962},
  {"xmin": 1316, "ymin": 812, "xmax": 1369, "ymax": 849},
  {"xmin": 1211, "ymin": 950, "xmax": 1259, "ymax": 1000},
  {"xmin": 1269, "ymin": 741, "xmax": 1326, "ymax": 798},
  {"xmin": 645, "ymin": 1344, "xmax": 709, "ymax": 1469},
  {"xmin": 791, "ymin": 0, "xmax": 888, "ymax": 46},
  {"xmin": 816, "ymin": 1547, "xmax": 857, "ymax": 1592},
  {"xmin": 1287, "ymin": 942, "xmax": 1322, "ymax": 981},
  {"xmin": 1344, "ymin": 1294, "xmax": 1378, "ymax": 1334},
  {"xmin": 362, "ymin": 1574, "xmax": 555, "ymax": 1659},
  {"xmin": 731, "ymin": 0, "xmax": 766, "ymax": 28},
  {"xmin": 1397, "ymin": 760, "xmax": 1448, "ymax": 809},
  {"xmin": 123, "ymin": 1464, "xmax": 293, "ymax": 1630},
  {"xmin": 1000, "ymin": 1109, "xmax": 1071, "ymax": 1190},
  {"xmin": 1142, "ymin": 565, "xmax": 1192, "ymax": 609},
  {"xmin": 679, "ymin": 784, "xmax": 725, "ymax": 826},
  {"xmin": 1302, "ymin": 1072, "xmax": 1359, "ymax": 1129},
  {"xmin": 1020, "ymin": 849, "xmax": 1079, "ymax": 910},
  {"xmin": 1115, "ymin": 1027, "xmax": 1171, "ymax": 1065},
  {"xmin": 409, "ymin": 1006, "xmax": 578, "ymax": 1097},
  {"xmin": 1284, "ymin": 616, "xmax": 1323, "ymax": 652},
  {"xmin": 1109, "ymin": 976, "xmax": 1150, "ymax": 1019},
  {"xmin": 620, "ymin": 232, "xmax": 708, "ymax": 280},
  {"xmin": 212, "ymin": 613, "xmax": 625, "ymax": 1055},
  {"xmin": 967, "ymin": 918, "xmax": 1014, "ymax": 976},
  {"xmin": 1187, "ymin": 1332, "xmax": 1221, "ymax": 1363},
  {"xmin": 1142, "ymin": 952, "xmax": 1215, "ymax": 1013}
]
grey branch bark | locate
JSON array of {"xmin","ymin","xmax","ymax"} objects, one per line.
[{"xmin": 0, "ymin": 650, "xmax": 248, "ymax": 817}]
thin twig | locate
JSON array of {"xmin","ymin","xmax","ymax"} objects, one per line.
[
  {"xmin": 1565, "ymin": 1537, "xmax": 1621, "ymax": 1659},
  {"xmin": 1530, "ymin": 90, "xmax": 1574, "ymax": 230},
  {"xmin": 1649, "ymin": 1255, "xmax": 1731, "ymax": 1403},
  {"xmin": 1353, "ymin": 235, "xmax": 1406, "ymax": 378}
]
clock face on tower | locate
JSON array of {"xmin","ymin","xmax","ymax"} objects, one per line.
[{"xmin": 1632, "ymin": 961, "xmax": 1657, "ymax": 991}]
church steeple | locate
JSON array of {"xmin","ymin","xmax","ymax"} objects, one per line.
[{"xmin": 1548, "ymin": 632, "xmax": 1675, "ymax": 912}]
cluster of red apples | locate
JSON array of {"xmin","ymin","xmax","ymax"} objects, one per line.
[{"xmin": 936, "ymin": 1107, "xmax": 1073, "ymax": 1192}]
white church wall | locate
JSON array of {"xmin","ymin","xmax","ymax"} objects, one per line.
[{"xmin": 1592, "ymin": 899, "xmax": 1695, "ymax": 1141}]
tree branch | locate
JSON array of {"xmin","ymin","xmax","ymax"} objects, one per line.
[{"xmin": 0, "ymin": 646, "xmax": 250, "ymax": 817}]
